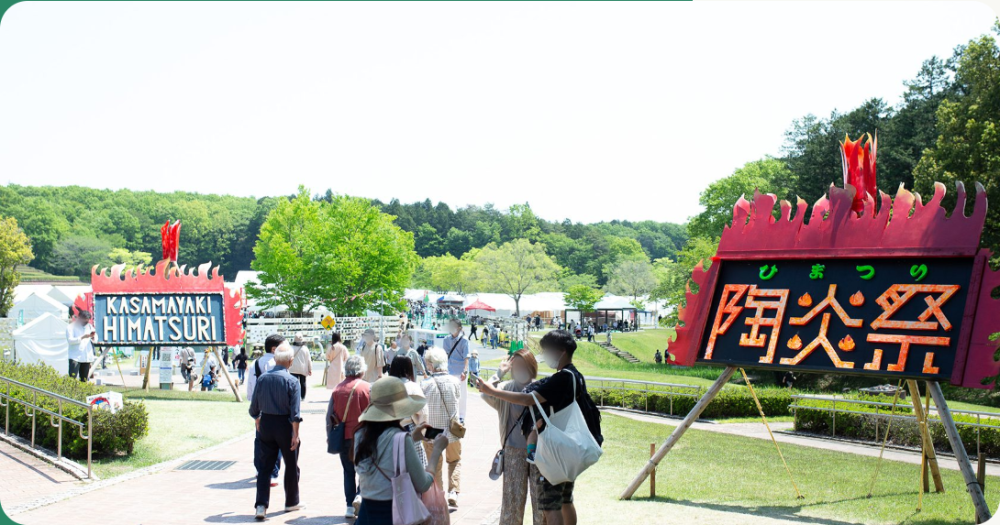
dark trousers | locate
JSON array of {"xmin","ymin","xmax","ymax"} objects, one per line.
[
  {"xmin": 340, "ymin": 439, "xmax": 358, "ymax": 505},
  {"xmin": 255, "ymin": 415, "xmax": 298, "ymax": 509},
  {"xmin": 356, "ymin": 498, "xmax": 392, "ymax": 525},
  {"xmin": 69, "ymin": 360, "xmax": 91, "ymax": 382},
  {"xmin": 292, "ymin": 374, "xmax": 307, "ymax": 400},
  {"xmin": 254, "ymin": 432, "xmax": 282, "ymax": 478}
]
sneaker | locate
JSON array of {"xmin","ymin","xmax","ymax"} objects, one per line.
[
  {"xmin": 254, "ymin": 505, "xmax": 266, "ymax": 521},
  {"xmin": 284, "ymin": 503, "xmax": 305, "ymax": 513},
  {"xmin": 526, "ymin": 452, "xmax": 536, "ymax": 464},
  {"xmin": 352, "ymin": 495, "xmax": 362, "ymax": 516},
  {"xmin": 447, "ymin": 491, "xmax": 458, "ymax": 507},
  {"xmin": 346, "ymin": 506, "xmax": 356, "ymax": 519}
]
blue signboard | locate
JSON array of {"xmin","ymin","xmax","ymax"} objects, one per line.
[{"xmin": 93, "ymin": 293, "xmax": 227, "ymax": 346}]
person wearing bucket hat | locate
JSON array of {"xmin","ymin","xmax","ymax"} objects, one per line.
[{"xmin": 353, "ymin": 377, "xmax": 448, "ymax": 525}]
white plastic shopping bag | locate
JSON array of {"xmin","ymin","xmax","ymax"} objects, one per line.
[{"xmin": 529, "ymin": 372, "xmax": 602, "ymax": 484}]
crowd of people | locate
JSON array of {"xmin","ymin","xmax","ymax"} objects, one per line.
[{"xmin": 246, "ymin": 324, "xmax": 604, "ymax": 525}]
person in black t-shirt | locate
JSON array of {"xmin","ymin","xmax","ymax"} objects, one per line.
[
  {"xmin": 477, "ymin": 330, "xmax": 596, "ymax": 525},
  {"xmin": 234, "ymin": 347, "xmax": 249, "ymax": 385}
]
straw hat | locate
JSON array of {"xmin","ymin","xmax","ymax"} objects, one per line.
[{"xmin": 359, "ymin": 377, "xmax": 427, "ymax": 422}]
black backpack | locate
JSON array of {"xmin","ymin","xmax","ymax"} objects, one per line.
[{"xmin": 567, "ymin": 369, "xmax": 604, "ymax": 447}]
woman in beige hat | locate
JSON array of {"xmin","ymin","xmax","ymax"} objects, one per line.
[{"xmin": 354, "ymin": 377, "xmax": 449, "ymax": 524}]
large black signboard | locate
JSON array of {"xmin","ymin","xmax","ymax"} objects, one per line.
[
  {"xmin": 94, "ymin": 293, "xmax": 227, "ymax": 346},
  {"xmin": 696, "ymin": 258, "xmax": 974, "ymax": 379}
]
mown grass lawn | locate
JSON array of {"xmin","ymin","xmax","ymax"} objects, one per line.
[
  {"xmin": 92, "ymin": 395, "xmax": 251, "ymax": 479},
  {"xmin": 610, "ymin": 328, "xmax": 675, "ymax": 362},
  {"xmin": 573, "ymin": 414, "xmax": 999, "ymax": 525}
]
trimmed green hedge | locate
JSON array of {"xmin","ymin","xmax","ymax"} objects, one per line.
[
  {"xmin": 592, "ymin": 385, "xmax": 796, "ymax": 419},
  {"xmin": 792, "ymin": 396, "xmax": 1000, "ymax": 458},
  {"xmin": 0, "ymin": 361, "xmax": 149, "ymax": 459}
]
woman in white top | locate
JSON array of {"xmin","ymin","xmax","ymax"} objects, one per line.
[
  {"xmin": 326, "ymin": 332, "xmax": 349, "ymax": 389},
  {"xmin": 354, "ymin": 377, "xmax": 448, "ymax": 525}
]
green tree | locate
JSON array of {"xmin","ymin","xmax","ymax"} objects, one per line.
[
  {"xmin": 556, "ymin": 270, "xmax": 598, "ymax": 292},
  {"xmin": 564, "ymin": 284, "xmax": 603, "ymax": 313},
  {"xmin": 504, "ymin": 203, "xmax": 542, "ymax": 242},
  {"xmin": 249, "ymin": 188, "xmax": 417, "ymax": 316},
  {"xmin": 593, "ymin": 236, "xmax": 647, "ymax": 283},
  {"xmin": 107, "ymin": 248, "xmax": 153, "ymax": 271},
  {"xmin": 604, "ymin": 259, "xmax": 656, "ymax": 302},
  {"xmin": 649, "ymin": 257, "xmax": 685, "ymax": 306},
  {"xmin": 687, "ymin": 158, "xmax": 791, "ymax": 239},
  {"xmin": 10, "ymin": 199, "xmax": 65, "ymax": 272},
  {"xmin": 881, "ymin": 56, "xmax": 956, "ymax": 191},
  {"xmin": 313, "ymin": 194, "xmax": 418, "ymax": 315},
  {"xmin": 0, "ymin": 217, "xmax": 34, "ymax": 316},
  {"xmin": 475, "ymin": 239, "xmax": 560, "ymax": 315},
  {"xmin": 51, "ymin": 236, "xmax": 113, "ymax": 280},
  {"xmin": 414, "ymin": 224, "xmax": 444, "ymax": 257},
  {"xmin": 248, "ymin": 190, "xmax": 320, "ymax": 315},
  {"xmin": 914, "ymin": 24, "xmax": 1000, "ymax": 250},
  {"xmin": 415, "ymin": 254, "xmax": 478, "ymax": 293}
]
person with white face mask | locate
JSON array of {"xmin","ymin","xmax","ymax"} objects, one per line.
[
  {"xmin": 480, "ymin": 349, "xmax": 544, "ymax": 525},
  {"xmin": 441, "ymin": 319, "xmax": 470, "ymax": 421},
  {"xmin": 477, "ymin": 330, "xmax": 604, "ymax": 525},
  {"xmin": 356, "ymin": 329, "xmax": 385, "ymax": 383},
  {"xmin": 397, "ymin": 335, "xmax": 427, "ymax": 378}
]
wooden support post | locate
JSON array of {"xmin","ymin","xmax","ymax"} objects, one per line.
[
  {"xmin": 649, "ymin": 443, "xmax": 656, "ymax": 499},
  {"xmin": 923, "ymin": 455, "xmax": 930, "ymax": 494},
  {"xmin": 620, "ymin": 366, "xmax": 736, "ymax": 500},
  {"xmin": 90, "ymin": 347, "xmax": 110, "ymax": 382},
  {"xmin": 141, "ymin": 348, "xmax": 153, "ymax": 391},
  {"xmin": 977, "ymin": 453, "xmax": 986, "ymax": 492},
  {"xmin": 214, "ymin": 347, "xmax": 242, "ymax": 402},
  {"xmin": 928, "ymin": 381, "xmax": 991, "ymax": 523},
  {"xmin": 906, "ymin": 380, "xmax": 944, "ymax": 493}
]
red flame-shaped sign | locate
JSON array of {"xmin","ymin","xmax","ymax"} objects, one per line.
[
  {"xmin": 161, "ymin": 220, "xmax": 181, "ymax": 262},
  {"xmin": 840, "ymin": 132, "xmax": 878, "ymax": 215}
]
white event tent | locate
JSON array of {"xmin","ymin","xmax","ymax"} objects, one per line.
[
  {"xmin": 7, "ymin": 292, "xmax": 69, "ymax": 324},
  {"xmin": 12, "ymin": 313, "xmax": 69, "ymax": 373}
]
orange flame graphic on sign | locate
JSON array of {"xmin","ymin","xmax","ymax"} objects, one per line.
[
  {"xmin": 798, "ymin": 293, "xmax": 813, "ymax": 307},
  {"xmin": 849, "ymin": 291, "xmax": 865, "ymax": 307},
  {"xmin": 839, "ymin": 335, "xmax": 856, "ymax": 351},
  {"xmin": 787, "ymin": 334, "xmax": 803, "ymax": 350}
]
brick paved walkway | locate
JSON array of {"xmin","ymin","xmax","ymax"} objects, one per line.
[
  {"xmin": 8, "ymin": 384, "xmax": 503, "ymax": 525},
  {"xmin": 0, "ymin": 441, "xmax": 81, "ymax": 515}
]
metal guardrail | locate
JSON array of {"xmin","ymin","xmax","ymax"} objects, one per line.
[
  {"xmin": 0, "ymin": 376, "xmax": 93, "ymax": 478},
  {"xmin": 478, "ymin": 367, "xmax": 702, "ymax": 416},
  {"xmin": 789, "ymin": 394, "xmax": 1000, "ymax": 455}
]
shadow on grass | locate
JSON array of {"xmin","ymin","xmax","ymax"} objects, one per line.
[{"xmin": 632, "ymin": 491, "xmax": 954, "ymax": 525}]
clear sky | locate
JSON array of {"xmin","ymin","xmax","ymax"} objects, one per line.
[{"xmin": 0, "ymin": 1, "xmax": 996, "ymax": 225}]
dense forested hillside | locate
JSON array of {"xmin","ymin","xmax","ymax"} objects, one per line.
[{"xmin": 0, "ymin": 184, "xmax": 686, "ymax": 282}]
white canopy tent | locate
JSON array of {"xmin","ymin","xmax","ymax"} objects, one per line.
[
  {"xmin": 12, "ymin": 313, "xmax": 69, "ymax": 374},
  {"xmin": 47, "ymin": 285, "xmax": 90, "ymax": 307},
  {"xmin": 12, "ymin": 284, "xmax": 53, "ymax": 305},
  {"xmin": 7, "ymin": 292, "xmax": 69, "ymax": 325}
]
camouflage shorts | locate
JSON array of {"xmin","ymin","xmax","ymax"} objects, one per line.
[{"xmin": 537, "ymin": 476, "xmax": 574, "ymax": 511}]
